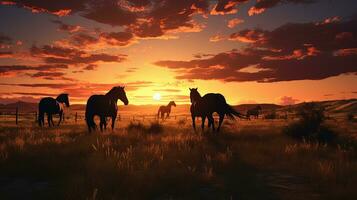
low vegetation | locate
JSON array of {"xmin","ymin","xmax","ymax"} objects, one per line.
[{"xmin": 0, "ymin": 114, "xmax": 357, "ymax": 199}]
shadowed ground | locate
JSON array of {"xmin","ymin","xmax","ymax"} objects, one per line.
[{"xmin": 0, "ymin": 117, "xmax": 356, "ymax": 199}]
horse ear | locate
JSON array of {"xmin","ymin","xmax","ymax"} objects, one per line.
[
  {"xmin": 189, "ymin": 88, "xmax": 192, "ymax": 91},
  {"xmin": 195, "ymin": 88, "xmax": 198, "ymax": 90}
]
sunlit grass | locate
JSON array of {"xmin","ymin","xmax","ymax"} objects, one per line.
[{"xmin": 0, "ymin": 118, "xmax": 356, "ymax": 199}]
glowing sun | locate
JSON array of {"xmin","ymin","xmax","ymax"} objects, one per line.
[{"xmin": 153, "ymin": 93, "xmax": 161, "ymax": 101}]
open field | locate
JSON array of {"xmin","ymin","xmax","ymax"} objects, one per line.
[{"xmin": 1, "ymin": 113, "xmax": 357, "ymax": 200}]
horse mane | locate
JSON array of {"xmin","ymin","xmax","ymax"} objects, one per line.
[
  {"xmin": 190, "ymin": 90, "xmax": 201, "ymax": 103},
  {"xmin": 56, "ymin": 93, "xmax": 68, "ymax": 102},
  {"xmin": 105, "ymin": 87, "xmax": 117, "ymax": 97}
]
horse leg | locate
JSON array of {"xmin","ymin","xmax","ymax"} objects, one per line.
[
  {"xmin": 201, "ymin": 116, "xmax": 206, "ymax": 132},
  {"xmin": 100, "ymin": 116, "xmax": 105, "ymax": 132},
  {"xmin": 111, "ymin": 115, "xmax": 116, "ymax": 131},
  {"xmin": 47, "ymin": 113, "xmax": 51, "ymax": 127},
  {"xmin": 51, "ymin": 115, "xmax": 55, "ymax": 126},
  {"xmin": 217, "ymin": 114, "xmax": 225, "ymax": 132},
  {"xmin": 191, "ymin": 115, "xmax": 196, "ymax": 131},
  {"xmin": 166, "ymin": 112, "xmax": 170, "ymax": 119},
  {"xmin": 161, "ymin": 112, "xmax": 165, "ymax": 120},
  {"xmin": 208, "ymin": 114, "xmax": 215, "ymax": 131},
  {"xmin": 104, "ymin": 117, "xmax": 108, "ymax": 130},
  {"xmin": 57, "ymin": 111, "xmax": 63, "ymax": 126}
]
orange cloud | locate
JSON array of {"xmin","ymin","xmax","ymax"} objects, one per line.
[
  {"xmin": 209, "ymin": 34, "xmax": 225, "ymax": 42},
  {"xmin": 227, "ymin": 18, "xmax": 244, "ymax": 28}
]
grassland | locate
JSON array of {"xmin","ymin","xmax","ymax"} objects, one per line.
[{"xmin": 0, "ymin": 115, "xmax": 357, "ymax": 200}]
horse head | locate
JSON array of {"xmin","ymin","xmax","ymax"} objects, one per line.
[
  {"xmin": 107, "ymin": 86, "xmax": 129, "ymax": 105},
  {"xmin": 169, "ymin": 101, "xmax": 176, "ymax": 107},
  {"xmin": 56, "ymin": 93, "xmax": 70, "ymax": 107},
  {"xmin": 189, "ymin": 88, "xmax": 200, "ymax": 103}
]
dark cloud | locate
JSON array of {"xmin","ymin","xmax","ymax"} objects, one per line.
[
  {"xmin": 0, "ymin": 81, "xmax": 154, "ymax": 98},
  {"xmin": 249, "ymin": 0, "xmax": 317, "ymax": 16},
  {"xmin": 83, "ymin": 0, "xmax": 137, "ymax": 26},
  {"xmin": 13, "ymin": 92, "xmax": 58, "ymax": 96},
  {"xmin": 99, "ymin": 31, "xmax": 135, "ymax": 46},
  {"xmin": 4, "ymin": 0, "xmax": 209, "ymax": 39},
  {"xmin": 155, "ymin": 17, "xmax": 357, "ymax": 82},
  {"xmin": 27, "ymin": 71, "xmax": 76, "ymax": 81},
  {"xmin": 0, "ymin": 64, "xmax": 71, "ymax": 80},
  {"xmin": 211, "ymin": 0, "xmax": 249, "ymax": 15},
  {"xmin": 4, "ymin": 0, "xmax": 89, "ymax": 16},
  {"xmin": 31, "ymin": 44, "xmax": 127, "ymax": 66},
  {"xmin": 0, "ymin": 32, "xmax": 12, "ymax": 45},
  {"xmin": 51, "ymin": 20, "xmax": 81, "ymax": 33}
]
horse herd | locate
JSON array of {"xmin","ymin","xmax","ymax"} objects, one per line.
[{"xmin": 38, "ymin": 86, "xmax": 262, "ymax": 133}]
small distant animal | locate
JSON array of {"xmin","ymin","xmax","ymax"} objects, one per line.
[
  {"xmin": 246, "ymin": 105, "xmax": 262, "ymax": 120},
  {"xmin": 38, "ymin": 93, "xmax": 70, "ymax": 127},
  {"xmin": 158, "ymin": 101, "xmax": 176, "ymax": 120},
  {"xmin": 189, "ymin": 88, "xmax": 245, "ymax": 132},
  {"xmin": 85, "ymin": 86, "xmax": 129, "ymax": 133}
]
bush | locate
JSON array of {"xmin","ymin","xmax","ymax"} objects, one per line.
[
  {"xmin": 283, "ymin": 103, "xmax": 336, "ymax": 143},
  {"xmin": 264, "ymin": 111, "xmax": 277, "ymax": 119},
  {"xmin": 127, "ymin": 121, "xmax": 163, "ymax": 134}
]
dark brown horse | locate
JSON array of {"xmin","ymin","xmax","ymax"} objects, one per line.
[
  {"xmin": 190, "ymin": 88, "xmax": 245, "ymax": 132},
  {"xmin": 38, "ymin": 93, "xmax": 69, "ymax": 127},
  {"xmin": 157, "ymin": 101, "xmax": 176, "ymax": 120},
  {"xmin": 85, "ymin": 86, "xmax": 128, "ymax": 133}
]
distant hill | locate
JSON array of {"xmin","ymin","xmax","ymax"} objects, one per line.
[
  {"xmin": 0, "ymin": 101, "xmax": 37, "ymax": 113},
  {"xmin": 234, "ymin": 104, "xmax": 282, "ymax": 113},
  {"xmin": 1, "ymin": 99, "xmax": 356, "ymax": 115}
]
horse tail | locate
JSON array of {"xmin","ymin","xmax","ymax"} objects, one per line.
[
  {"xmin": 157, "ymin": 108, "xmax": 161, "ymax": 119},
  {"xmin": 85, "ymin": 107, "xmax": 95, "ymax": 133},
  {"xmin": 225, "ymin": 104, "xmax": 246, "ymax": 120}
]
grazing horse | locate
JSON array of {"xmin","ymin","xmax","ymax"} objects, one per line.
[
  {"xmin": 38, "ymin": 93, "xmax": 70, "ymax": 127},
  {"xmin": 85, "ymin": 86, "xmax": 129, "ymax": 133},
  {"xmin": 246, "ymin": 105, "xmax": 262, "ymax": 120},
  {"xmin": 190, "ymin": 88, "xmax": 245, "ymax": 132},
  {"xmin": 157, "ymin": 101, "xmax": 176, "ymax": 120}
]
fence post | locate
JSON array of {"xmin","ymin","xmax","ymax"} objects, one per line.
[
  {"xmin": 15, "ymin": 106, "xmax": 18, "ymax": 125},
  {"xmin": 75, "ymin": 112, "xmax": 78, "ymax": 123}
]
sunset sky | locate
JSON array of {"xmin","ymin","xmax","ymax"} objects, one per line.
[{"xmin": 0, "ymin": 0, "xmax": 357, "ymax": 105}]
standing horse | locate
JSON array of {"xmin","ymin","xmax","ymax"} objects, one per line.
[
  {"xmin": 85, "ymin": 86, "xmax": 128, "ymax": 133},
  {"xmin": 157, "ymin": 101, "xmax": 176, "ymax": 120},
  {"xmin": 38, "ymin": 93, "xmax": 70, "ymax": 127},
  {"xmin": 246, "ymin": 105, "xmax": 262, "ymax": 120},
  {"xmin": 190, "ymin": 88, "xmax": 245, "ymax": 132}
]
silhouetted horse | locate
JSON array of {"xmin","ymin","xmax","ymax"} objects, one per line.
[
  {"xmin": 246, "ymin": 105, "xmax": 262, "ymax": 120},
  {"xmin": 38, "ymin": 93, "xmax": 69, "ymax": 127},
  {"xmin": 190, "ymin": 88, "xmax": 245, "ymax": 132},
  {"xmin": 158, "ymin": 101, "xmax": 176, "ymax": 120},
  {"xmin": 85, "ymin": 86, "xmax": 128, "ymax": 133}
]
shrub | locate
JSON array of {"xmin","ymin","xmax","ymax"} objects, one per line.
[
  {"xmin": 283, "ymin": 103, "xmax": 336, "ymax": 143},
  {"xmin": 127, "ymin": 121, "xmax": 146, "ymax": 132},
  {"xmin": 147, "ymin": 122, "xmax": 163, "ymax": 134},
  {"xmin": 127, "ymin": 121, "xmax": 163, "ymax": 134},
  {"xmin": 264, "ymin": 111, "xmax": 277, "ymax": 119}
]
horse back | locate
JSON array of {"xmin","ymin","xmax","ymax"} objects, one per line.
[
  {"xmin": 86, "ymin": 95, "xmax": 117, "ymax": 116},
  {"xmin": 39, "ymin": 97, "xmax": 59, "ymax": 113}
]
